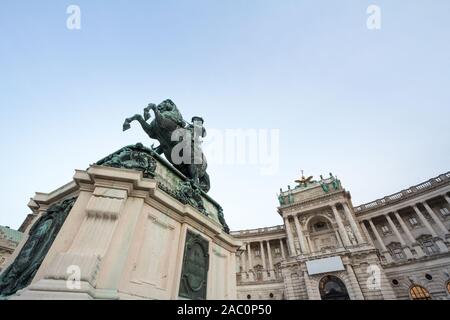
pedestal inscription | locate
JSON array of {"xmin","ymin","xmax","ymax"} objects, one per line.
[{"xmin": 179, "ymin": 230, "xmax": 209, "ymax": 300}]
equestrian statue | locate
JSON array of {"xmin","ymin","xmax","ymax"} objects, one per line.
[{"xmin": 123, "ymin": 99, "xmax": 210, "ymax": 193}]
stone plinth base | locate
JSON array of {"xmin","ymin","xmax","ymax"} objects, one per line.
[{"xmin": 3, "ymin": 145, "xmax": 241, "ymax": 300}]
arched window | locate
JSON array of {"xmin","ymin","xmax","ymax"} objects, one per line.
[
  {"xmin": 319, "ymin": 275, "xmax": 350, "ymax": 300},
  {"xmin": 309, "ymin": 218, "xmax": 331, "ymax": 233},
  {"xmin": 410, "ymin": 285, "xmax": 431, "ymax": 300},
  {"xmin": 313, "ymin": 221, "xmax": 328, "ymax": 232}
]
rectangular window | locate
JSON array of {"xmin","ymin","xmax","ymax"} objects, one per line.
[
  {"xmin": 423, "ymin": 240, "xmax": 438, "ymax": 255},
  {"xmin": 381, "ymin": 225, "xmax": 390, "ymax": 235},
  {"xmin": 392, "ymin": 248, "xmax": 405, "ymax": 260},
  {"xmin": 254, "ymin": 250, "xmax": 260, "ymax": 257},
  {"xmin": 408, "ymin": 216, "xmax": 418, "ymax": 226},
  {"xmin": 440, "ymin": 207, "xmax": 450, "ymax": 217},
  {"xmin": 274, "ymin": 247, "xmax": 281, "ymax": 255}
]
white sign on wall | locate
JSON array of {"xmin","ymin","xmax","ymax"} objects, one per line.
[{"xmin": 306, "ymin": 256, "xmax": 345, "ymax": 275}]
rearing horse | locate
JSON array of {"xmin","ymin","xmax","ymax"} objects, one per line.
[{"xmin": 123, "ymin": 99, "xmax": 210, "ymax": 193}]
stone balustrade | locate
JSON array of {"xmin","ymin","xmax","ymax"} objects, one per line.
[
  {"xmin": 354, "ymin": 172, "xmax": 450, "ymax": 213},
  {"xmin": 230, "ymin": 225, "xmax": 285, "ymax": 236}
]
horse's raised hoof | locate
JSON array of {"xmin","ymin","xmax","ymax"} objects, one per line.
[
  {"xmin": 123, "ymin": 121, "xmax": 131, "ymax": 131},
  {"xmin": 144, "ymin": 109, "xmax": 150, "ymax": 121}
]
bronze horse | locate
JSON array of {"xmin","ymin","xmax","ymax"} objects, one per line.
[{"xmin": 123, "ymin": 99, "xmax": 210, "ymax": 193}]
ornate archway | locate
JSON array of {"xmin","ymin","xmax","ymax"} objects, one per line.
[{"xmin": 319, "ymin": 275, "xmax": 350, "ymax": 300}]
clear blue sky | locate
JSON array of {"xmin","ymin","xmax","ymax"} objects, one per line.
[{"xmin": 1, "ymin": 1, "xmax": 449, "ymax": 231}]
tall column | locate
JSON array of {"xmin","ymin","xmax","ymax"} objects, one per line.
[
  {"xmin": 335, "ymin": 229, "xmax": 344, "ymax": 248},
  {"xmin": 331, "ymin": 205, "xmax": 351, "ymax": 246},
  {"xmin": 393, "ymin": 211, "xmax": 425, "ymax": 257},
  {"xmin": 443, "ymin": 194, "xmax": 450, "ymax": 205},
  {"xmin": 240, "ymin": 251, "xmax": 247, "ymax": 282},
  {"xmin": 360, "ymin": 221, "xmax": 374, "ymax": 246},
  {"xmin": 368, "ymin": 219, "xmax": 393, "ymax": 263},
  {"xmin": 279, "ymin": 238, "xmax": 286, "ymax": 259},
  {"xmin": 259, "ymin": 241, "xmax": 267, "ymax": 280},
  {"xmin": 294, "ymin": 215, "xmax": 308, "ymax": 254},
  {"xmin": 385, "ymin": 214, "xmax": 413, "ymax": 259},
  {"xmin": 345, "ymin": 264, "xmax": 364, "ymax": 300},
  {"xmin": 414, "ymin": 205, "xmax": 448, "ymax": 253},
  {"xmin": 385, "ymin": 214, "xmax": 405, "ymax": 246},
  {"xmin": 422, "ymin": 201, "xmax": 448, "ymax": 234},
  {"xmin": 247, "ymin": 242, "xmax": 254, "ymax": 281},
  {"xmin": 266, "ymin": 241, "xmax": 275, "ymax": 278},
  {"xmin": 247, "ymin": 243, "xmax": 253, "ymax": 270},
  {"xmin": 284, "ymin": 217, "xmax": 297, "ymax": 256},
  {"xmin": 242, "ymin": 249, "xmax": 248, "ymax": 272},
  {"xmin": 305, "ymin": 233, "xmax": 314, "ymax": 253},
  {"xmin": 413, "ymin": 205, "xmax": 438, "ymax": 237},
  {"xmin": 394, "ymin": 212, "xmax": 415, "ymax": 243},
  {"xmin": 343, "ymin": 202, "xmax": 364, "ymax": 244}
]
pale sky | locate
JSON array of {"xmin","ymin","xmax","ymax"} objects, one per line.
[{"xmin": 1, "ymin": 1, "xmax": 449, "ymax": 231}]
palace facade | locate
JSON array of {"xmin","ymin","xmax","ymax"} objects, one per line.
[
  {"xmin": 0, "ymin": 226, "xmax": 23, "ymax": 273},
  {"xmin": 232, "ymin": 172, "xmax": 450, "ymax": 300}
]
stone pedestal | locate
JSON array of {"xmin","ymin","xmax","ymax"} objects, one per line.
[{"xmin": 1, "ymin": 144, "xmax": 241, "ymax": 300}]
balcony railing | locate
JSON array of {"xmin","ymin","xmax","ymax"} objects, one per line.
[
  {"xmin": 230, "ymin": 225, "xmax": 285, "ymax": 236},
  {"xmin": 354, "ymin": 172, "xmax": 450, "ymax": 214},
  {"xmin": 236, "ymin": 270, "xmax": 283, "ymax": 285}
]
